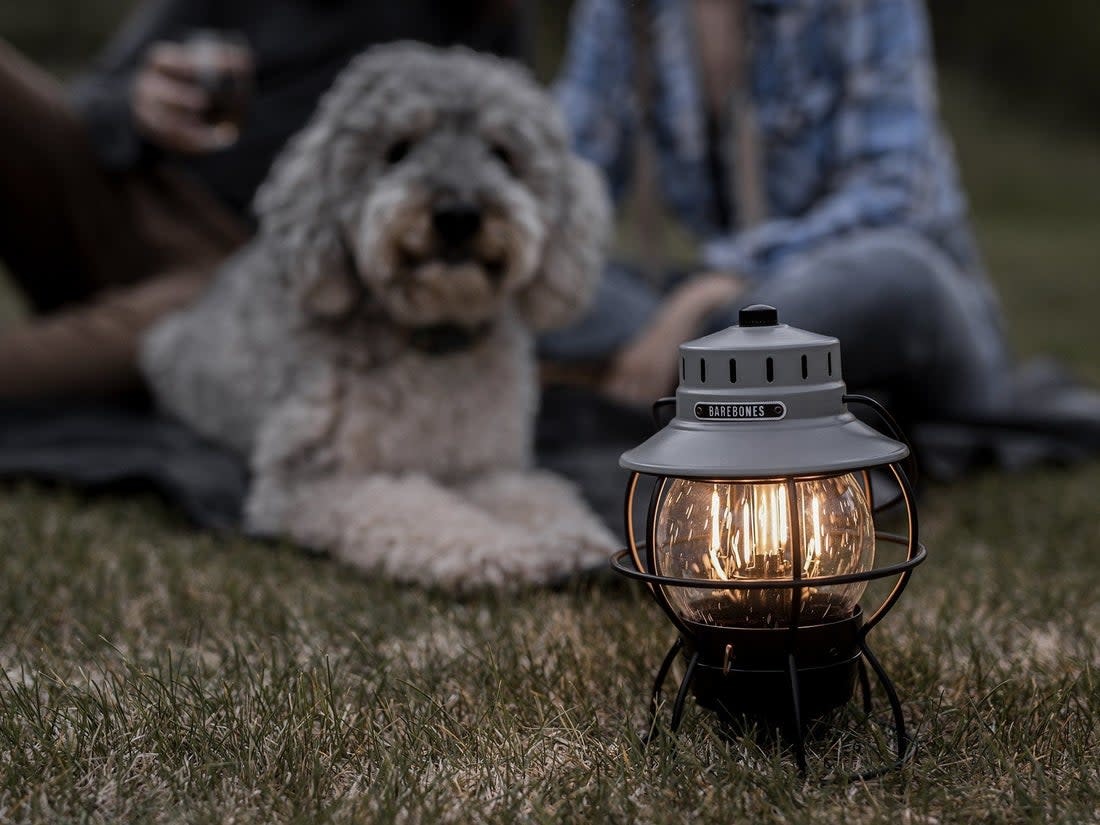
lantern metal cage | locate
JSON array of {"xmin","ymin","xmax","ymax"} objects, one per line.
[{"xmin": 610, "ymin": 305, "xmax": 927, "ymax": 779}]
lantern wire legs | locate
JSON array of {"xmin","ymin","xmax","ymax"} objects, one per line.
[
  {"xmin": 785, "ymin": 653, "xmax": 807, "ymax": 773},
  {"xmin": 643, "ymin": 634, "xmax": 915, "ymax": 780},
  {"xmin": 859, "ymin": 638, "xmax": 915, "ymax": 777},
  {"xmin": 644, "ymin": 637, "xmax": 684, "ymax": 746}
]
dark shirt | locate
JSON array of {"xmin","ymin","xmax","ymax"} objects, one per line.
[{"xmin": 69, "ymin": 0, "xmax": 522, "ymax": 218}]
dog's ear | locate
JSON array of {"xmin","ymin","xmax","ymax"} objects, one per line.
[
  {"xmin": 253, "ymin": 46, "xmax": 427, "ymax": 319},
  {"xmin": 254, "ymin": 117, "xmax": 362, "ymax": 320},
  {"xmin": 517, "ymin": 155, "xmax": 611, "ymax": 331}
]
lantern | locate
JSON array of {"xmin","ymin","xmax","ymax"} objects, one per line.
[{"xmin": 611, "ymin": 305, "xmax": 926, "ymax": 777}]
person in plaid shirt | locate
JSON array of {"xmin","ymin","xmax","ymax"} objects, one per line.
[{"xmin": 541, "ymin": 0, "xmax": 1011, "ymax": 426}]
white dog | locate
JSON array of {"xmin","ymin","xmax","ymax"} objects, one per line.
[{"xmin": 141, "ymin": 43, "xmax": 616, "ymax": 590}]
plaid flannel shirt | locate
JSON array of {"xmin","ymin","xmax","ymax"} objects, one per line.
[{"xmin": 555, "ymin": 0, "xmax": 970, "ymax": 278}]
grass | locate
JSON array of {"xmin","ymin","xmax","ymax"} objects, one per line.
[{"xmin": 2, "ymin": 78, "xmax": 1100, "ymax": 822}]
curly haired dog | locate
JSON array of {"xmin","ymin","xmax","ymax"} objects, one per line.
[{"xmin": 141, "ymin": 43, "xmax": 616, "ymax": 590}]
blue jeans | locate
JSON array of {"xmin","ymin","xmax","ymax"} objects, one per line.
[{"xmin": 538, "ymin": 227, "xmax": 1013, "ymax": 420}]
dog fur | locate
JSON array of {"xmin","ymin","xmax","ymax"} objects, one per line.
[{"xmin": 141, "ymin": 43, "xmax": 616, "ymax": 590}]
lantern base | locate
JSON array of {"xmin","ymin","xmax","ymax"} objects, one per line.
[
  {"xmin": 644, "ymin": 608, "xmax": 913, "ymax": 779},
  {"xmin": 684, "ymin": 610, "xmax": 863, "ymax": 722}
]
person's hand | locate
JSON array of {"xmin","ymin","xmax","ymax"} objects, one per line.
[
  {"xmin": 132, "ymin": 41, "xmax": 249, "ymax": 154},
  {"xmin": 604, "ymin": 272, "xmax": 745, "ymax": 406}
]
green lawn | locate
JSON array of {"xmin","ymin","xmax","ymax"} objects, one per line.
[{"xmin": 2, "ymin": 79, "xmax": 1100, "ymax": 823}]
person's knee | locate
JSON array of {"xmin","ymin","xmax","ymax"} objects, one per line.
[
  {"xmin": 811, "ymin": 229, "xmax": 956, "ymax": 299},
  {"xmin": 745, "ymin": 230, "xmax": 949, "ymax": 322}
]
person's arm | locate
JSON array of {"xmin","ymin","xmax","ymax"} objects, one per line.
[
  {"xmin": 552, "ymin": 0, "xmax": 637, "ymax": 203},
  {"xmin": 604, "ymin": 272, "xmax": 744, "ymax": 403},
  {"xmin": 702, "ymin": 0, "xmax": 944, "ymax": 278},
  {"xmin": 68, "ymin": 0, "xmax": 209, "ymax": 169}
]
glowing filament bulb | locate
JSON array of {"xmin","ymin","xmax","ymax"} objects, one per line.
[
  {"xmin": 654, "ymin": 474, "xmax": 874, "ymax": 627},
  {"xmin": 777, "ymin": 488, "xmax": 789, "ymax": 548},
  {"xmin": 708, "ymin": 485, "xmax": 729, "ymax": 580},
  {"xmin": 809, "ymin": 494, "xmax": 822, "ymax": 567},
  {"xmin": 741, "ymin": 507, "xmax": 752, "ymax": 567}
]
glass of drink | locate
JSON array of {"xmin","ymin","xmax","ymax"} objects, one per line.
[{"xmin": 183, "ymin": 30, "xmax": 254, "ymax": 144}]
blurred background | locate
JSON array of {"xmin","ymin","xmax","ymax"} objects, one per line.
[
  {"xmin": 2, "ymin": 0, "xmax": 1097, "ymax": 377},
  {"xmin": 5, "ymin": 0, "xmax": 1100, "ymax": 122}
]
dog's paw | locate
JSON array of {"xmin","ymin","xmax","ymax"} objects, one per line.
[
  {"xmin": 318, "ymin": 473, "xmax": 610, "ymax": 592},
  {"xmin": 462, "ymin": 469, "xmax": 617, "ymax": 573}
]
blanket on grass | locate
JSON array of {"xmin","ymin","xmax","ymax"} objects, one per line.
[
  {"xmin": 0, "ymin": 387, "xmax": 653, "ymax": 533},
  {"xmin": 0, "ymin": 371, "xmax": 1096, "ymax": 533}
]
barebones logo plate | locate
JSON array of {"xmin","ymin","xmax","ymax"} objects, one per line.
[{"xmin": 694, "ymin": 401, "xmax": 787, "ymax": 421}]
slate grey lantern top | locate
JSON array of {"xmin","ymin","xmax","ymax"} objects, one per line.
[{"xmin": 620, "ymin": 305, "xmax": 909, "ymax": 478}]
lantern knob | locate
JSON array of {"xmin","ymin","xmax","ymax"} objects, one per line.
[{"xmin": 738, "ymin": 304, "xmax": 779, "ymax": 327}]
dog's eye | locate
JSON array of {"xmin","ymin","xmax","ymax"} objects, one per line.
[
  {"xmin": 490, "ymin": 143, "xmax": 519, "ymax": 177},
  {"xmin": 385, "ymin": 138, "xmax": 414, "ymax": 166}
]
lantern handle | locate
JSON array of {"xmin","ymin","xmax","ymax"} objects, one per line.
[
  {"xmin": 651, "ymin": 396, "xmax": 676, "ymax": 429},
  {"xmin": 623, "ymin": 471, "xmax": 658, "ymax": 599},
  {"xmin": 843, "ymin": 393, "xmax": 919, "ymax": 492},
  {"xmin": 861, "ymin": 461, "xmax": 922, "ymax": 635}
]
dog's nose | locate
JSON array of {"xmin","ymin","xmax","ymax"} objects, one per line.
[{"xmin": 432, "ymin": 202, "xmax": 482, "ymax": 247}]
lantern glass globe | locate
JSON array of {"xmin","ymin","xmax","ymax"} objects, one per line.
[{"xmin": 653, "ymin": 473, "xmax": 875, "ymax": 627}]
